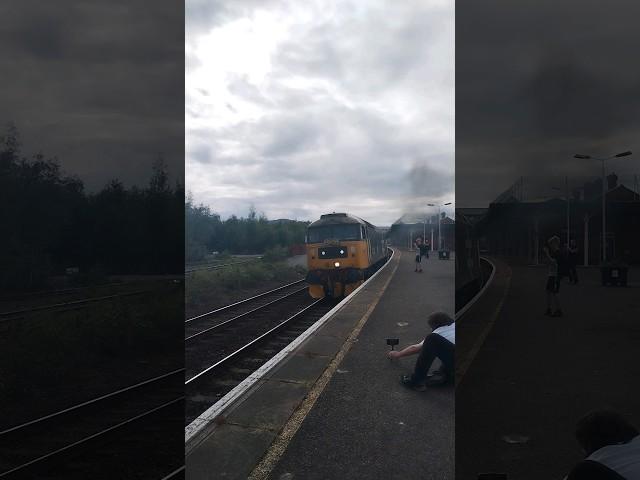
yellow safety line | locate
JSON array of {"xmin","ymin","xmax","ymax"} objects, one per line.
[
  {"xmin": 455, "ymin": 263, "xmax": 512, "ymax": 387},
  {"xmin": 248, "ymin": 251, "xmax": 402, "ymax": 480}
]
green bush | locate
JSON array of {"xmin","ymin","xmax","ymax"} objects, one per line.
[
  {"xmin": 263, "ymin": 245, "xmax": 288, "ymax": 262},
  {"xmin": 215, "ymin": 250, "xmax": 233, "ymax": 261}
]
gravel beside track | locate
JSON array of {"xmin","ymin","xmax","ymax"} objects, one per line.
[
  {"xmin": 0, "ymin": 369, "xmax": 184, "ymax": 478},
  {"xmin": 185, "ymin": 285, "xmax": 336, "ymax": 425},
  {"xmin": 185, "ymin": 280, "xmax": 306, "ymax": 334}
]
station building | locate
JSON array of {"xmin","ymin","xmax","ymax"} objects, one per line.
[
  {"xmin": 387, "ymin": 212, "xmax": 455, "ymax": 251},
  {"xmin": 475, "ymin": 174, "xmax": 640, "ymax": 265}
]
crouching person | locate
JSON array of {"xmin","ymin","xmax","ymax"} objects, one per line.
[
  {"xmin": 387, "ymin": 312, "xmax": 455, "ymax": 391},
  {"xmin": 565, "ymin": 410, "xmax": 640, "ymax": 479}
]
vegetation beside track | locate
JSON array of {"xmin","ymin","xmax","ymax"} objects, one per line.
[
  {"xmin": 0, "ymin": 285, "xmax": 183, "ymax": 430},
  {"xmin": 185, "ymin": 197, "xmax": 309, "ymax": 262},
  {"xmin": 185, "ymin": 258, "xmax": 307, "ymax": 317}
]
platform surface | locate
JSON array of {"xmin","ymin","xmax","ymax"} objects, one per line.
[
  {"xmin": 456, "ymin": 260, "xmax": 640, "ymax": 480},
  {"xmin": 268, "ymin": 250, "xmax": 454, "ymax": 480},
  {"xmin": 186, "ymin": 249, "xmax": 455, "ymax": 480}
]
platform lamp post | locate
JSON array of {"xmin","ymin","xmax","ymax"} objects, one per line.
[
  {"xmin": 427, "ymin": 202, "xmax": 452, "ymax": 250},
  {"xmin": 574, "ymin": 150, "xmax": 632, "ymax": 263},
  {"xmin": 422, "ymin": 215, "xmax": 431, "ymax": 250},
  {"xmin": 551, "ymin": 176, "xmax": 570, "ymax": 247}
]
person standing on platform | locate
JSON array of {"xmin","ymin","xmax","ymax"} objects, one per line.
[
  {"xmin": 418, "ymin": 239, "xmax": 429, "ymax": 267},
  {"xmin": 565, "ymin": 410, "xmax": 640, "ymax": 479},
  {"xmin": 387, "ymin": 312, "xmax": 455, "ymax": 391},
  {"xmin": 414, "ymin": 237, "xmax": 424, "ymax": 273},
  {"xmin": 544, "ymin": 236, "xmax": 563, "ymax": 317}
]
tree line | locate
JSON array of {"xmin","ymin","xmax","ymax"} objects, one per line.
[
  {"xmin": 1, "ymin": 125, "xmax": 183, "ymax": 290},
  {"xmin": 185, "ymin": 199, "xmax": 309, "ymax": 262}
]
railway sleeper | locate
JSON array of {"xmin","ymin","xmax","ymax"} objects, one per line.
[
  {"xmin": 275, "ymin": 335, "xmax": 295, "ymax": 342},
  {"xmin": 241, "ymin": 357, "xmax": 264, "ymax": 364},
  {"xmin": 283, "ymin": 328, "xmax": 307, "ymax": 335},
  {"xmin": 214, "ymin": 378, "xmax": 240, "ymax": 388},
  {"xmin": 257, "ymin": 348, "xmax": 277, "ymax": 355},
  {"xmin": 229, "ymin": 367, "xmax": 252, "ymax": 375}
]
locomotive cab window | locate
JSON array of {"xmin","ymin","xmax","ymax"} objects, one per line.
[{"xmin": 307, "ymin": 224, "xmax": 362, "ymax": 243}]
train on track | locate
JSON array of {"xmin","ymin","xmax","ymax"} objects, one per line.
[{"xmin": 305, "ymin": 213, "xmax": 388, "ymax": 298}]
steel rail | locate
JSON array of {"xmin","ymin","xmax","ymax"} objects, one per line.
[
  {"xmin": 0, "ymin": 396, "xmax": 184, "ymax": 478},
  {"xmin": 184, "ymin": 258, "xmax": 261, "ymax": 274},
  {"xmin": 0, "ymin": 282, "xmax": 126, "ymax": 301},
  {"xmin": 0, "ymin": 290, "xmax": 151, "ymax": 320},
  {"xmin": 185, "ymin": 279, "xmax": 305, "ymax": 324},
  {"xmin": 185, "ymin": 299, "xmax": 323, "ymax": 385},
  {"xmin": 184, "ymin": 286, "xmax": 308, "ymax": 341},
  {"xmin": 0, "ymin": 368, "xmax": 184, "ymax": 436},
  {"xmin": 160, "ymin": 465, "xmax": 186, "ymax": 480}
]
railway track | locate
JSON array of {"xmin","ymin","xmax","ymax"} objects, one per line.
[
  {"xmin": 185, "ymin": 283, "xmax": 336, "ymax": 425},
  {"xmin": 0, "ymin": 369, "xmax": 184, "ymax": 478},
  {"xmin": 0, "ymin": 283, "xmax": 125, "ymax": 302},
  {"xmin": 184, "ymin": 257, "xmax": 261, "ymax": 274},
  {"xmin": 0, "ymin": 277, "xmax": 181, "ymax": 308},
  {"xmin": 185, "ymin": 279, "xmax": 306, "ymax": 334},
  {"xmin": 0, "ymin": 290, "xmax": 152, "ymax": 323}
]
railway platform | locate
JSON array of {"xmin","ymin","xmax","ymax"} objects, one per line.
[
  {"xmin": 186, "ymin": 249, "xmax": 454, "ymax": 480},
  {"xmin": 456, "ymin": 259, "xmax": 640, "ymax": 480}
]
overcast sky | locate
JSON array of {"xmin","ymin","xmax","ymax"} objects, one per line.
[
  {"xmin": 456, "ymin": 0, "xmax": 640, "ymax": 207},
  {"xmin": 186, "ymin": 0, "xmax": 454, "ymax": 226},
  {"xmin": 1, "ymin": 1, "xmax": 183, "ymax": 191}
]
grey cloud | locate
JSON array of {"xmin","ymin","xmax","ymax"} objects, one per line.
[
  {"xmin": 407, "ymin": 158, "xmax": 455, "ymax": 198},
  {"xmin": 273, "ymin": 3, "xmax": 449, "ymax": 97},
  {"xmin": 227, "ymin": 75, "xmax": 273, "ymax": 107},
  {"xmin": 189, "ymin": 145, "xmax": 213, "ymax": 165},
  {"xmin": 188, "ymin": 1, "xmax": 454, "ymax": 225},
  {"xmin": 205, "ymin": 99, "xmax": 451, "ymax": 224},
  {"xmin": 1, "ymin": 1, "xmax": 183, "ymax": 190},
  {"xmin": 456, "ymin": 0, "xmax": 640, "ymax": 206},
  {"xmin": 186, "ymin": 0, "xmax": 280, "ymax": 38}
]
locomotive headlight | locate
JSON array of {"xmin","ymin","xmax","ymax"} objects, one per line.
[
  {"xmin": 339, "ymin": 249, "xmax": 344, "ymax": 254},
  {"xmin": 334, "ymin": 261, "xmax": 340, "ymax": 268}
]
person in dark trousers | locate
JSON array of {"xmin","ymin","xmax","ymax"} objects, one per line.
[
  {"xmin": 544, "ymin": 236, "xmax": 563, "ymax": 317},
  {"xmin": 414, "ymin": 237, "xmax": 425, "ymax": 272},
  {"xmin": 565, "ymin": 410, "xmax": 640, "ymax": 479},
  {"xmin": 418, "ymin": 239, "xmax": 429, "ymax": 271},
  {"xmin": 567, "ymin": 239, "xmax": 579, "ymax": 284},
  {"xmin": 387, "ymin": 312, "xmax": 455, "ymax": 391}
]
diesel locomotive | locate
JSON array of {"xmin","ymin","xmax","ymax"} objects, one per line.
[{"xmin": 305, "ymin": 213, "xmax": 388, "ymax": 299}]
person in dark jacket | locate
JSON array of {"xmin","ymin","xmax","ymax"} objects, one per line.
[
  {"xmin": 414, "ymin": 237, "xmax": 426, "ymax": 273},
  {"xmin": 543, "ymin": 236, "xmax": 564, "ymax": 317}
]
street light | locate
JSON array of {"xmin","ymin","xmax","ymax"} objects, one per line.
[
  {"xmin": 427, "ymin": 202, "xmax": 452, "ymax": 250},
  {"xmin": 551, "ymin": 176, "xmax": 570, "ymax": 247},
  {"xmin": 573, "ymin": 150, "xmax": 632, "ymax": 263}
]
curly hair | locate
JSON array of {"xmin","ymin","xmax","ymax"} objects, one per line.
[
  {"xmin": 428, "ymin": 311, "xmax": 454, "ymax": 330},
  {"xmin": 576, "ymin": 410, "xmax": 639, "ymax": 455}
]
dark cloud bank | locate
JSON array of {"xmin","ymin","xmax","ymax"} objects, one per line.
[
  {"xmin": 0, "ymin": 1, "xmax": 184, "ymax": 190},
  {"xmin": 456, "ymin": 0, "xmax": 640, "ymax": 206}
]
